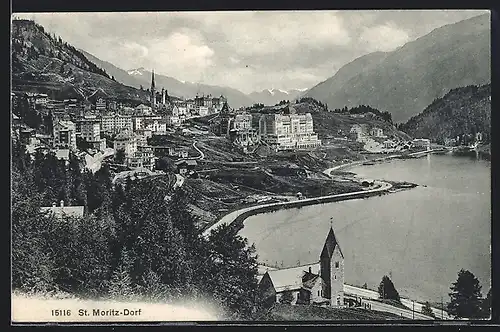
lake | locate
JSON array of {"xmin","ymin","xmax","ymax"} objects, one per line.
[{"xmin": 239, "ymin": 154, "xmax": 491, "ymax": 303}]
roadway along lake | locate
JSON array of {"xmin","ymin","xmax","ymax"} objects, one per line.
[{"xmin": 239, "ymin": 154, "xmax": 491, "ymax": 303}]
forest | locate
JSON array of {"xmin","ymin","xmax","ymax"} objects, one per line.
[{"xmin": 11, "ymin": 137, "xmax": 259, "ymax": 320}]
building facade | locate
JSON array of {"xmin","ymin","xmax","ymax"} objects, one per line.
[
  {"xmin": 257, "ymin": 226, "xmax": 344, "ymax": 308},
  {"xmin": 259, "ymin": 106, "xmax": 321, "ymax": 150},
  {"xmin": 53, "ymin": 120, "xmax": 77, "ymax": 150}
]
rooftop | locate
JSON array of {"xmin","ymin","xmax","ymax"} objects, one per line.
[{"xmin": 266, "ymin": 264, "xmax": 320, "ymax": 292}]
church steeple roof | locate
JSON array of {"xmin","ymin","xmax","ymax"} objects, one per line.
[
  {"xmin": 320, "ymin": 226, "xmax": 344, "ymax": 259},
  {"xmin": 151, "ymin": 69, "xmax": 155, "ymax": 90}
]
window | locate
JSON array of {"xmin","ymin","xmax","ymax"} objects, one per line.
[
  {"xmin": 334, "ymin": 275, "xmax": 336, "ymax": 280},
  {"xmin": 318, "ymin": 290, "xmax": 320, "ymax": 297},
  {"xmin": 297, "ymin": 293, "xmax": 300, "ymax": 300},
  {"xmin": 335, "ymin": 261, "xmax": 339, "ymax": 268}
]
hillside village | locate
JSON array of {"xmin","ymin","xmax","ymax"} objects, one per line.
[
  {"xmin": 10, "ymin": 14, "xmax": 492, "ymax": 323},
  {"xmin": 12, "ymin": 63, "xmax": 446, "ymax": 228}
]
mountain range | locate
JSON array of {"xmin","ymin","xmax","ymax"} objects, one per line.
[
  {"xmin": 302, "ymin": 13, "xmax": 491, "ymax": 123},
  {"xmin": 11, "ymin": 14, "xmax": 490, "ymax": 120},
  {"xmin": 81, "ymin": 51, "xmax": 255, "ymax": 108},
  {"xmin": 11, "ymin": 19, "xmax": 150, "ymax": 103},
  {"xmin": 399, "ymin": 84, "xmax": 491, "ymax": 144}
]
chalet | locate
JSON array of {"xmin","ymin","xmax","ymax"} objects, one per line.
[
  {"xmin": 258, "ymin": 226, "xmax": 345, "ymax": 308},
  {"xmin": 40, "ymin": 200, "xmax": 85, "ymax": 220}
]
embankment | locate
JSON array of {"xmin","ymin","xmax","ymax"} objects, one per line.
[{"xmin": 203, "ymin": 181, "xmax": 393, "ymax": 236}]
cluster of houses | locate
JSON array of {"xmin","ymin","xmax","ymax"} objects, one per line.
[
  {"xmin": 12, "ymin": 70, "xmax": 231, "ymax": 173},
  {"xmin": 211, "ymin": 103, "xmax": 322, "ymax": 152}
]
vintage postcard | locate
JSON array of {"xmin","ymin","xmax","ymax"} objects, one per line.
[{"xmin": 11, "ymin": 10, "xmax": 491, "ymax": 324}]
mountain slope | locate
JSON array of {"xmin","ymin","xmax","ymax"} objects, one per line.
[
  {"xmin": 127, "ymin": 67, "xmax": 255, "ymax": 108},
  {"xmin": 303, "ymin": 14, "xmax": 490, "ymax": 123},
  {"xmin": 399, "ymin": 84, "xmax": 491, "ymax": 144},
  {"xmin": 248, "ymin": 88, "xmax": 306, "ymax": 106},
  {"xmin": 11, "ymin": 19, "xmax": 149, "ymax": 103},
  {"xmin": 79, "ymin": 50, "xmax": 147, "ymax": 90}
]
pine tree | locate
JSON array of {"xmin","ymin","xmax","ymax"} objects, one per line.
[
  {"xmin": 378, "ymin": 275, "xmax": 400, "ymax": 302},
  {"xmin": 108, "ymin": 248, "xmax": 135, "ymax": 300},
  {"xmin": 447, "ymin": 269, "xmax": 483, "ymax": 318}
]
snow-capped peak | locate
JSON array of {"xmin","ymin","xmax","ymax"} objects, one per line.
[
  {"xmin": 266, "ymin": 89, "xmax": 275, "ymax": 95},
  {"xmin": 277, "ymin": 89, "xmax": 289, "ymax": 94},
  {"xmin": 127, "ymin": 67, "xmax": 145, "ymax": 76}
]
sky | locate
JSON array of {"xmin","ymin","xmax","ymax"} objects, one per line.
[{"xmin": 13, "ymin": 10, "xmax": 488, "ymax": 94}]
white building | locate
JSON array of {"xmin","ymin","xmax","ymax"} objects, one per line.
[
  {"xmin": 259, "ymin": 106, "xmax": 321, "ymax": 150},
  {"xmin": 196, "ymin": 105, "xmax": 209, "ymax": 117},
  {"xmin": 79, "ymin": 117, "xmax": 106, "ymax": 151},
  {"xmin": 53, "ymin": 120, "xmax": 77, "ymax": 150},
  {"xmin": 143, "ymin": 118, "xmax": 167, "ymax": 133},
  {"xmin": 412, "ymin": 138, "xmax": 431, "ymax": 151},
  {"xmin": 370, "ymin": 127, "xmax": 384, "ymax": 138},
  {"xmin": 114, "ymin": 131, "xmax": 138, "ymax": 156},
  {"xmin": 100, "ymin": 114, "xmax": 133, "ymax": 135}
]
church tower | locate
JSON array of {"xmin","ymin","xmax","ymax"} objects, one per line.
[
  {"xmin": 320, "ymin": 225, "xmax": 344, "ymax": 306},
  {"xmin": 161, "ymin": 87, "xmax": 166, "ymax": 105},
  {"xmin": 151, "ymin": 69, "xmax": 156, "ymax": 109}
]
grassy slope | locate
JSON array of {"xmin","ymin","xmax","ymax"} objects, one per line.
[{"xmin": 257, "ymin": 303, "xmax": 407, "ymax": 320}]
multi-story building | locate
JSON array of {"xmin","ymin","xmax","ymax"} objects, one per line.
[
  {"xmin": 143, "ymin": 118, "xmax": 167, "ymax": 133},
  {"xmin": 412, "ymin": 138, "xmax": 431, "ymax": 151},
  {"xmin": 349, "ymin": 124, "xmax": 369, "ymax": 142},
  {"xmin": 53, "ymin": 120, "xmax": 77, "ymax": 150},
  {"xmin": 127, "ymin": 147, "xmax": 155, "ymax": 171},
  {"xmin": 100, "ymin": 114, "xmax": 133, "ymax": 135},
  {"xmin": 79, "ymin": 116, "xmax": 106, "ymax": 151},
  {"xmin": 113, "ymin": 130, "xmax": 138, "ymax": 156},
  {"xmin": 259, "ymin": 105, "xmax": 321, "ymax": 150},
  {"xmin": 95, "ymin": 97, "xmax": 107, "ymax": 111},
  {"xmin": 369, "ymin": 127, "xmax": 384, "ymax": 138},
  {"xmin": 196, "ymin": 105, "xmax": 209, "ymax": 117},
  {"xmin": 195, "ymin": 95, "xmax": 213, "ymax": 108}
]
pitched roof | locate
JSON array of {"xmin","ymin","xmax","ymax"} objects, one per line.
[
  {"xmin": 266, "ymin": 265, "xmax": 312, "ymax": 292},
  {"xmin": 320, "ymin": 227, "xmax": 344, "ymax": 259},
  {"xmin": 40, "ymin": 206, "xmax": 84, "ymax": 219}
]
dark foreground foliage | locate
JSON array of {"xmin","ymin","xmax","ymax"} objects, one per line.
[{"xmin": 11, "ymin": 137, "xmax": 258, "ymax": 319}]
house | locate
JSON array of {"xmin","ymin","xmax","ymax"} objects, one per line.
[
  {"xmin": 383, "ymin": 139, "xmax": 396, "ymax": 149},
  {"xmin": 412, "ymin": 138, "xmax": 431, "ymax": 151},
  {"xmin": 175, "ymin": 159, "xmax": 197, "ymax": 175},
  {"xmin": 40, "ymin": 200, "xmax": 84, "ymax": 219},
  {"xmin": 370, "ymin": 127, "xmax": 384, "ymax": 138},
  {"xmin": 257, "ymin": 226, "xmax": 345, "ymax": 308}
]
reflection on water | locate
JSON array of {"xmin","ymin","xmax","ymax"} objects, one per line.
[{"xmin": 240, "ymin": 154, "xmax": 491, "ymax": 303}]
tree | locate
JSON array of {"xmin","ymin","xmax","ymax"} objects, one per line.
[
  {"xmin": 422, "ymin": 301, "xmax": 436, "ymax": 318},
  {"xmin": 362, "ymin": 283, "xmax": 368, "ymax": 289},
  {"xmin": 447, "ymin": 269, "xmax": 483, "ymax": 318},
  {"xmin": 378, "ymin": 275, "xmax": 400, "ymax": 302},
  {"xmin": 480, "ymin": 288, "xmax": 491, "ymax": 318},
  {"xmin": 115, "ymin": 148, "xmax": 126, "ymax": 164},
  {"xmin": 279, "ymin": 288, "xmax": 294, "ymax": 304}
]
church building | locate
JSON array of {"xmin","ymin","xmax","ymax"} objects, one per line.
[{"xmin": 257, "ymin": 226, "xmax": 345, "ymax": 308}]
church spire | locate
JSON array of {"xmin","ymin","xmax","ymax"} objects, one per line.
[{"xmin": 151, "ymin": 69, "xmax": 156, "ymax": 109}]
